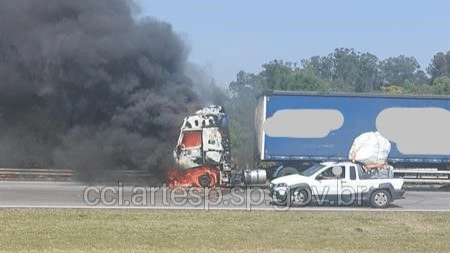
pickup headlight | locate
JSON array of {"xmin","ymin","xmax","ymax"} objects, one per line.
[
  {"xmin": 273, "ymin": 183, "xmax": 288, "ymax": 196},
  {"xmin": 271, "ymin": 183, "xmax": 289, "ymax": 203},
  {"xmin": 269, "ymin": 183, "xmax": 288, "ymax": 190}
]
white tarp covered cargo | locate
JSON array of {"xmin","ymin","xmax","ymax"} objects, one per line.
[{"xmin": 349, "ymin": 131, "xmax": 391, "ymax": 168}]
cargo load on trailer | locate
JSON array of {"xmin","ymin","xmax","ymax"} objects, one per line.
[
  {"xmin": 348, "ymin": 131, "xmax": 394, "ymax": 178},
  {"xmin": 349, "ymin": 131, "xmax": 391, "ymax": 167}
]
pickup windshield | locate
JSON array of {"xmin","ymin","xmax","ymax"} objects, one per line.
[{"xmin": 301, "ymin": 164, "xmax": 326, "ymax": 177}]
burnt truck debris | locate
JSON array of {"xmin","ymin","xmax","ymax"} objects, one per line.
[
  {"xmin": 171, "ymin": 91, "xmax": 450, "ymax": 188},
  {"xmin": 174, "ymin": 105, "xmax": 230, "ymax": 170},
  {"xmin": 170, "ymin": 105, "xmax": 266, "ymax": 188},
  {"xmin": 170, "ymin": 105, "xmax": 231, "ymax": 188}
]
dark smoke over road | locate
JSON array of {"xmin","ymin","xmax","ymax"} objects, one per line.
[{"xmin": 0, "ymin": 0, "xmax": 221, "ymax": 182}]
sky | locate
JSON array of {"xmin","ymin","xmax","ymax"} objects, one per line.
[{"xmin": 136, "ymin": 0, "xmax": 450, "ymax": 88}]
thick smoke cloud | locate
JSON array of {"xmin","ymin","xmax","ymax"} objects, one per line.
[{"xmin": 0, "ymin": 0, "xmax": 207, "ymax": 183}]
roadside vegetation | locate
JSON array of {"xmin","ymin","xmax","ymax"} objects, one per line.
[
  {"xmin": 227, "ymin": 49, "xmax": 450, "ymax": 95},
  {"xmin": 1, "ymin": 208, "xmax": 450, "ymax": 252}
]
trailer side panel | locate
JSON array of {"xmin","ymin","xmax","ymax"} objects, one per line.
[{"xmin": 259, "ymin": 92, "xmax": 450, "ymax": 164}]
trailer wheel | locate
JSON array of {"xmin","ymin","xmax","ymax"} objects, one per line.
[
  {"xmin": 277, "ymin": 167, "xmax": 299, "ymax": 177},
  {"xmin": 198, "ymin": 174, "xmax": 210, "ymax": 188},
  {"xmin": 370, "ymin": 189, "xmax": 391, "ymax": 208}
]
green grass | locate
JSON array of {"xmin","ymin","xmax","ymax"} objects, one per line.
[{"xmin": 1, "ymin": 208, "xmax": 450, "ymax": 252}]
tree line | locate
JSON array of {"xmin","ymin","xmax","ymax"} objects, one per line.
[{"xmin": 228, "ymin": 48, "xmax": 450, "ymax": 95}]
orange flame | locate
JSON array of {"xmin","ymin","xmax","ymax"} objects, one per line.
[{"xmin": 167, "ymin": 165, "xmax": 219, "ymax": 188}]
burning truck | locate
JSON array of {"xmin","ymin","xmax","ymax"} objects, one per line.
[{"xmin": 168, "ymin": 105, "xmax": 267, "ymax": 188}]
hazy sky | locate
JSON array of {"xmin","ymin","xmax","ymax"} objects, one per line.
[{"xmin": 138, "ymin": 0, "xmax": 449, "ymax": 88}]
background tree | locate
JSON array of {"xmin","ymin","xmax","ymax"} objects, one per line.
[
  {"xmin": 228, "ymin": 70, "xmax": 260, "ymax": 94},
  {"xmin": 331, "ymin": 48, "xmax": 360, "ymax": 86},
  {"xmin": 357, "ymin": 52, "xmax": 380, "ymax": 92},
  {"xmin": 427, "ymin": 51, "xmax": 450, "ymax": 82},
  {"xmin": 286, "ymin": 69, "xmax": 328, "ymax": 91},
  {"xmin": 303, "ymin": 48, "xmax": 381, "ymax": 92},
  {"xmin": 302, "ymin": 55, "xmax": 333, "ymax": 81},
  {"xmin": 260, "ymin": 60, "xmax": 294, "ymax": 90},
  {"xmin": 379, "ymin": 55, "xmax": 421, "ymax": 86},
  {"xmin": 226, "ymin": 72, "xmax": 262, "ymax": 168},
  {"xmin": 412, "ymin": 70, "xmax": 429, "ymax": 85}
]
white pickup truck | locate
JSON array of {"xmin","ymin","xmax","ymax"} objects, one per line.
[{"xmin": 269, "ymin": 161, "xmax": 405, "ymax": 208}]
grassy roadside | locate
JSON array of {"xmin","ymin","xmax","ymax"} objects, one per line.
[{"xmin": 1, "ymin": 208, "xmax": 449, "ymax": 252}]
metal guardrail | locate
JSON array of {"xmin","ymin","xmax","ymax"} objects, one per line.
[
  {"xmin": 2, "ymin": 168, "xmax": 450, "ymax": 185},
  {"xmin": 0, "ymin": 168, "xmax": 73, "ymax": 181},
  {"xmin": 0, "ymin": 168, "xmax": 154, "ymax": 182}
]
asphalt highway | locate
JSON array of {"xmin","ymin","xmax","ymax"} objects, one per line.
[{"xmin": 1, "ymin": 181, "xmax": 450, "ymax": 211}]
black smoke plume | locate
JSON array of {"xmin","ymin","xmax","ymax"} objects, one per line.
[{"xmin": 0, "ymin": 0, "xmax": 210, "ymax": 183}]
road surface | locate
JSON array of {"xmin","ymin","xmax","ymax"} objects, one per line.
[{"xmin": 1, "ymin": 181, "xmax": 450, "ymax": 211}]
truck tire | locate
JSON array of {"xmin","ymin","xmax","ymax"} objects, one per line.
[
  {"xmin": 277, "ymin": 167, "xmax": 299, "ymax": 177},
  {"xmin": 289, "ymin": 187, "xmax": 312, "ymax": 207},
  {"xmin": 370, "ymin": 189, "xmax": 391, "ymax": 208},
  {"xmin": 198, "ymin": 174, "xmax": 210, "ymax": 188}
]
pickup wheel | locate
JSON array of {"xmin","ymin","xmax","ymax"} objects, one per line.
[
  {"xmin": 370, "ymin": 189, "xmax": 391, "ymax": 208},
  {"xmin": 289, "ymin": 187, "xmax": 311, "ymax": 207}
]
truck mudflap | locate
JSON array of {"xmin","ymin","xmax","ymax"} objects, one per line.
[
  {"xmin": 379, "ymin": 182, "xmax": 405, "ymax": 201},
  {"xmin": 167, "ymin": 165, "xmax": 219, "ymax": 188},
  {"xmin": 391, "ymin": 189, "xmax": 405, "ymax": 200},
  {"xmin": 392, "ymin": 183, "xmax": 406, "ymax": 200}
]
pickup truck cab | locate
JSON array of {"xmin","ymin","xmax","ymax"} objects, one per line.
[{"xmin": 269, "ymin": 161, "xmax": 404, "ymax": 208}]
